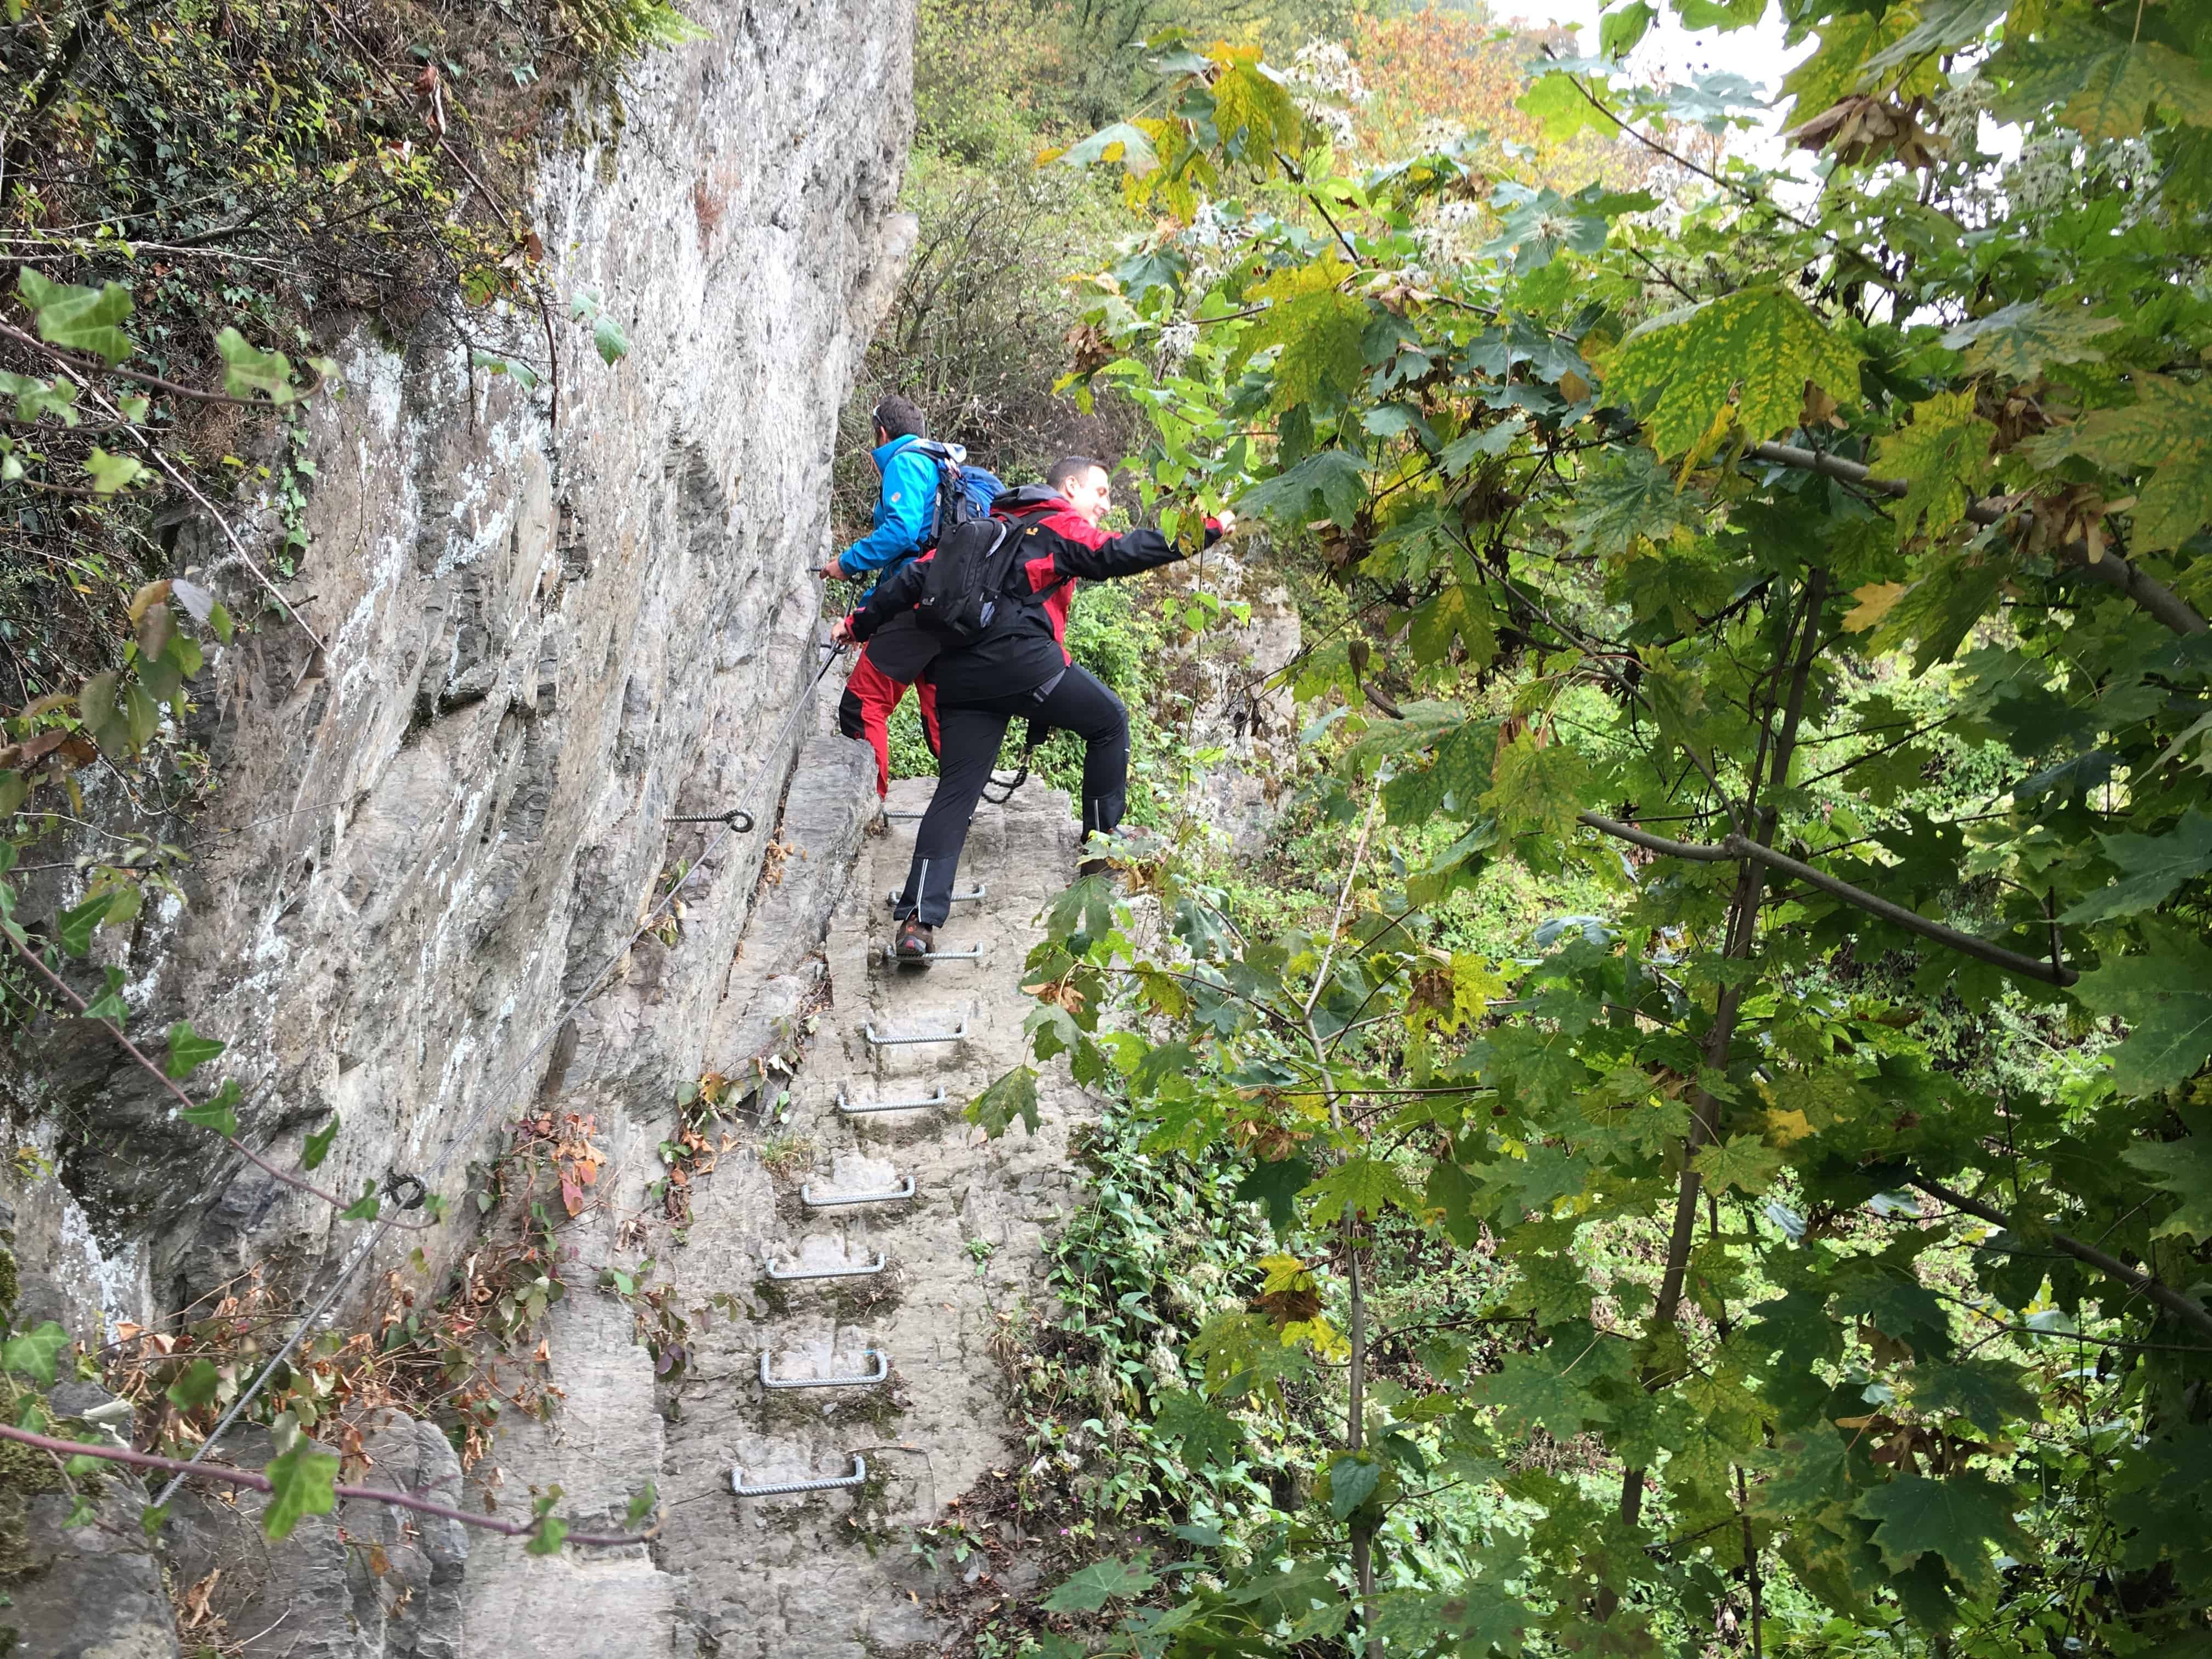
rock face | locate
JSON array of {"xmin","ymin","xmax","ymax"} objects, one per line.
[{"xmin": 27, "ymin": 0, "xmax": 917, "ymax": 1325}]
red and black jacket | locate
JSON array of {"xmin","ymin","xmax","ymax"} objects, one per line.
[{"xmin": 847, "ymin": 486, "xmax": 1218, "ymax": 705}]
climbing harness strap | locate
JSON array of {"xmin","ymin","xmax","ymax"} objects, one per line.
[{"xmin": 981, "ymin": 717, "xmax": 1047, "ymax": 805}]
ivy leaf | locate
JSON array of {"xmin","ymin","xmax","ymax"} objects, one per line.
[
  {"xmin": 166, "ymin": 1357, "xmax": 223, "ymax": 1411},
  {"xmin": 527, "ymin": 1512, "xmax": 568, "ymax": 1555},
  {"xmin": 302, "ymin": 1114, "xmax": 341, "ymax": 1172},
  {"xmin": 55, "ymin": 894, "xmax": 110, "ymax": 957},
  {"xmin": 591, "ymin": 313, "xmax": 629, "ymax": 366},
  {"xmin": 2072, "ymin": 926, "xmax": 2212, "ymax": 1096},
  {"xmin": 1870, "ymin": 390, "xmax": 1994, "ymax": 538},
  {"xmin": 340, "ymin": 1180, "xmax": 381, "ymax": 1222},
  {"xmin": 966, "ymin": 1065, "xmax": 1041, "ymax": 1138},
  {"xmin": 1042, "ymin": 1555, "xmax": 1158, "ymax": 1612},
  {"xmin": 262, "ymin": 1439, "xmax": 339, "ymax": 1541},
  {"xmin": 181, "ymin": 1079, "xmax": 241, "ymax": 1141},
  {"xmin": 1303, "ymin": 1156, "xmax": 1423, "ymax": 1224},
  {"xmin": 625, "ymin": 1481, "xmax": 659, "ymax": 1528},
  {"xmin": 1, "ymin": 1321, "xmax": 69, "ymax": 1385},
  {"xmin": 83, "ymin": 447, "xmax": 148, "ymax": 494},
  {"xmin": 1239, "ymin": 447, "xmax": 1367, "ymax": 528},
  {"xmin": 1694, "ymin": 1133, "xmax": 1785, "ymax": 1195},
  {"xmin": 82, "ymin": 964, "xmax": 128, "ymax": 1023},
  {"xmin": 1605, "ymin": 284, "xmax": 1863, "ymax": 457},
  {"xmin": 213, "ymin": 326, "xmax": 298, "ymax": 403},
  {"xmin": 2061, "ymin": 808, "xmax": 2212, "ymax": 923},
  {"xmin": 1155, "ymin": 1390, "xmax": 1244, "ymax": 1468},
  {"xmin": 1851, "ymin": 1472, "xmax": 2024, "ymax": 1592},
  {"xmin": 1940, "ymin": 300, "xmax": 2119, "ymax": 382},
  {"xmin": 2118, "ymin": 1138, "xmax": 2212, "ymax": 1241},
  {"xmin": 18, "ymin": 268, "xmax": 134, "ymax": 364},
  {"xmin": 165, "ymin": 1020, "xmax": 225, "ymax": 1081}
]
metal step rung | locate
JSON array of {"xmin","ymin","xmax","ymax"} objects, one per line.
[
  {"xmin": 878, "ymin": 943, "xmax": 985, "ymax": 966},
  {"xmin": 732, "ymin": 1454, "xmax": 867, "ymax": 1497},
  {"xmin": 764, "ymin": 1252, "xmax": 886, "ymax": 1281},
  {"xmin": 802, "ymin": 1174, "xmax": 916, "ymax": 1207},
  {"xmin": 758, "ymin": 1349, "xmax": 888, "ymax": 1390},
  {"xmin": 883, "ymin": 809, "xmax": 927, "ymax": 822},
  {"xmin": 837, "ymin": 1085, "xmax": 947, "ymax": 1116},
  {"xmin": 863, "ymin": 1017, "xmax": 968, "ymax": 1046},
  {"xmin": 886, "ymin": 884, "xmax": 986, "ymax": 909}
]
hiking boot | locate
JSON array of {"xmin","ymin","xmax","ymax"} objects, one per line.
[{"xmin": 893, "ymin": 914, "xmax": 934, "ymax": 964}]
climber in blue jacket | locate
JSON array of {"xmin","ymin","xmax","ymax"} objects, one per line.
[{"xmin": 822, "ymin": 395, "xmax": 943, "ymax": 796}]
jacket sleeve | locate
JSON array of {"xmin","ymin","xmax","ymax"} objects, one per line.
[
  {"xmin": 1028, "ymin": 510, "xmax": 1216, "ymax": 586},
  {"xmin": 838, "ymin": 449, "xmax": 937, "ymax": 578},
  {"xmin": 848, "ymin": 552, "xmax": 929, "ymax": 642}
]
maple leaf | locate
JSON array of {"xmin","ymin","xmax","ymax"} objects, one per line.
[
  {"xmin": 1154, "ymin": 1389, "xmax": 1245, "ymax": 1467},
  {"xmin": 1843, "ymin": 581, "xmax": 1908, "ymax": 633},
  {"xmin": 1908, "ymin": 1359, "xmax": 2038, "ymax": 1434},
  {"xmin": 1468, "ymin": 1350, "xmax": 1611, "ymax": 1439},
  {"xmin": 1693, "ymin": 1132, "xmax": 1784, "ymax": 1195},
  {"xmin": 2059, "ymin": 806, "xmax": 2212, "ymax": 924},
  {"xmin": 1304, "ymin": 1156, "xmax": 1423, "ymax": 1224},
  {"xmin": 1605, "ymin": 284, "xmax": 1862, "ymax": 457},
  {"xmin": 1565, "ymin": 445, "xmax": 1700, "ymax": 558},
  {"xmin": 1940, "ymin": 300, "xmax": 2120, "ymax": 381},
  {"xmin": 1235, "ymin": 256, "xmax": 1369, "ymax": 415},
  {"xmin": 1484, "ymin": 732, "xmax": 1590, "ymax": 842},
  {"xmin": 2072, "ymin": 923, "xmax": 2212, "ymax": 1096},
  {"xmin": 1991, "ymin": 16, "xmax": 2212, "ymax": 141},
  {"xmin": 2030, "ymin": 375, "xmax": 2212, "ymax": 552},
  {"xmin": 2118, "ymin": 1138, "xmax": 2212, "ymax": 1242},
  {"xmin": 1851, "ymin": 1472, "xmax": 2026, "ymax": 1593},
  {"xmin": 1871, "ymin": 389, "xmax": 1995, "ymax": 538}
]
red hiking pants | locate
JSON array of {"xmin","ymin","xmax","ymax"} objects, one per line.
[{"xmin": 838, "ymin": 646, "xmax": 939, "ymax": 797}]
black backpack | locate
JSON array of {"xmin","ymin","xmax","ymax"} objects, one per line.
[{"xmin": 913, "ymin": 516, "xmax": 1026, "ymax": 644}]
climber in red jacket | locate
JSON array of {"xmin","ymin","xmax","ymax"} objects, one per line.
[{"xmin": 832, "ymin": 456, "xmax": 1228, "ymax": 961}]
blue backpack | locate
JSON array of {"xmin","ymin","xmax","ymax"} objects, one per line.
[{"xmin": 910, "ymin": 439, "xmax": 1005, "ymax": 547}]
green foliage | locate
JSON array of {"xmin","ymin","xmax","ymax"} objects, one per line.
[{"xmin": 1000, "ymin": 4, "xmax": 2212, "ymax": 1651}]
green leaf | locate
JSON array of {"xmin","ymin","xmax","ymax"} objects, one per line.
[
  {"xmin": 181, "ymin": 1079, "xmax": 241, "ymax": 1141},
  {"xmin": 1601, "ymin": 2, "xmax": 1657, "ymax": 59},
  {"xmin": 1327, "ymin": 1454, "xmax": 1382, "ymax": 1519},
  {"xmin": 1, "ymin": 1321, "xmax": 69, "ymax": 1385},
  {"xmin": 1694, "ymin": 1133, "xmax": 1786, "ymax": 1196},
  {"xmin": 1058, "ymin": 121, "xmax": 1162, "ymax": 177},
  {"xmin": 1235, "ymin": 256, "xmax": 1368, "ymax": 416},
  {"xmin": 1991, "ymin": 16, "xmax": 2212, "ymax": 141},
  {"xmin": 19, "ymin": 268, "xmax": 134, "ymax": 364},
  {"xmin": 166, "ymin": 1357, "xmax": 223, "ymax": 1410},
  {"xmin": 1043, "ymin": 872, "xmax": 1115, "ymax": 949},
  {"xmin": 1516, "ymin": 71, "xmax": 1616, "ymax": 142},
  {"xmin": 1565, "ymin": 445, "xmax": 1698, "ymax": 557},
  {"xmin": 2119, "ymin": 1137, "xmax": 2212, "ymax": 1241},
  {"xmin": 82, "ymin": 964, "xmax": 128, "ymax": 1023},
  {"xmin": 1042, "ymin": 1555, "xmax": 1157, "ymax": 1612},
  {"xmin": 165, "ymin": 1020, "xmax": 225, "ymax": 1081},
  {"xmin": 1870, "ymin": 390, "xmax": 1994, "ymax": 539},
  {"xmin": 340, "ymin": 1180, "xmax": 382, "ymax": 1221},
  {"xmin": 1851, "ymin": 1472, "xmax": 2024, "ymax": 1592},
  {"xmin": 1406, "ymin": 584, "xmax": 1497, "ymax": 670},
  {"xmin": 1240, "ymin": 447, "xmax": 1368, "ymax": 528},
  {"xmin": 55, "ymin": 894, "xmax": 109, "ymax": 957},
  {"xmin": 2061, "ymin": 808, "xmax": 2212, "ymax": 923},
  {"xmin": 2032, "ymin": 375, "xmax": 2212, "ymax": 552},
  {"xmin": 0, "ymin": 367, "xmax": 80, "ymax": 426},
  {"xmin": 1154, "ymin": 1390, "xmax": 1244, "ymax": 1468},
  {"xmin": 1483, "ymin": 733, "xmax": 1590, "ymax": 842},
  {"xmin": 213, "ymin": 326, "xmax": 298, "ymax": 403},
  {"xmin": 592, "ymin": 313, "xmax": 629, "ymax": 366},
  {"xmin": 1303, "ymin": 1156, "xmax": 1423, "ymax": 1224},
  {"xmin": 1940, "ymin": 300, "xmax": 2120, "ymax": 382},
  {"xmin": 1606, "ymin": 284, "xmax": 1862, "ymax": 456},
  {"xmin": 1236, "ymin": 1154, "xmax": 1313, "ymax": 1238},
  {"xmin": 625, "ymin": 1482, "xmax": 659, "ymax": 1528},
  {"xmin": 262, "ymin": 1439, "xmax": 339, "ymax": 1541},
  {"xmin": 966, "ymin": 1065, "xmax": 1040, "ymax": 1138},
  {"xmin": 2072, "ymin": 926, "xmax": 2212, "ymax": 1096},
  {"xmin": 1467, "ymin": 1349, "xmax": 1610, "ymax": 1439},
  {"xmin": 1908, "ymin": 1359, "xmax": 2039, "ymax": 1433},
  {"xmin": 302, "ymin": 1114, "xmax": 340, "ymax": 1172},
  {"xmin": 527, "ymin": 1512, "xmax": 568, "ymax": 1555}
]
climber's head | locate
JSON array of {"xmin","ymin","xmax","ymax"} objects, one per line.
[
  {"xmin": 871, "ymin": 393, "xmax": 927, "ymax": 449},
  {"xmin": 1046, "ymin": 454, "xmax": 1111, "ymax": 527}
]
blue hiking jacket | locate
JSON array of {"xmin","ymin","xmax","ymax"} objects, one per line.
[{"xmin": 839, "ymin": 433, "xmax": 940, "ymax": 594}]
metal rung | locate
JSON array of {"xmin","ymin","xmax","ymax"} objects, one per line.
[
  {"xmin": 731, "ymin": 1454, "xmax": 867, "ymax": 1497},
  {"xmin": 758, "ymin": 1350, "xmax": 888, "ymax": 1389},
  {"xmin": 764, "ymin": 1252, "xmax": 886, "ymax": 1280},
  {"xmin": 838, "ymin": 1085, "xmax": 947, "ymax": 1116},
  {"xmin": 864, "ymin": 1018, "xmax": 968, "ymax": 1046},
  {"xmin": 883, "ymin": 809, "xmax": 927, "ymax": 822},
  {"xmin": 887, "ymin": 884, "xmax": 986, "ymax": 909},
  {"xmin": 878, "ymin": 944, "xmax": 985, "ymax": 966},
  {"xmin": 802, "ymin": 1174, "xmax": 915, "ymax": 1207}
]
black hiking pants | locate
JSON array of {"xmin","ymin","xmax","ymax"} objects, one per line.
[{"xmin": 894, "ymin": 665, "xmax": 1128, "ymax": 927}]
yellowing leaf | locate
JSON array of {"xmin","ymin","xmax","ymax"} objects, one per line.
[
  {"xmin": 1483, "ymin": 733, "xmax": 1590, "ymax": 842},
  {"xmin": 2034, "ymin": 376, "xmax": 2212, "ymax": 552},
  {"xmin": 1607, "ymin": 285, "xmax": 1861, "ymax": 458},
  {"xmin": 1764, "ymin": 1108, "xmax": 1816, "ymax": 1146},
  {"xmin": 1994, "ymin": 18, "xmax": 2212, "ymax": 141},
  {"xmin": 1870, "ymin": 388, "xmax": 1995, "ymax": 538},
  {"xmin": 1235, "ymin": 256, "xmax": 1368, "ymax": 416},
  {"xmin": 1845, "ymin": 581, "xmax": 1909, "ymax": 633}
]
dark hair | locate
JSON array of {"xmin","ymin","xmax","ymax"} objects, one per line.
[
  {"xmin": 1046, "ymin": 454, "xmax": 1108, "ymax": 494},
  {"xmin": 871, "ymin": 394, "xmax": 928, "ymax": 441}
]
